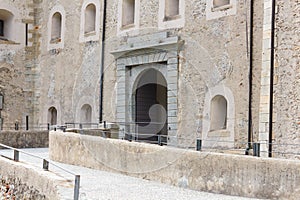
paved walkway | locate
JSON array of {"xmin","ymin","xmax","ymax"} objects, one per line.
[{"xmin": 0, "ymin": 148, "xmax": 265, "ymax": 200}]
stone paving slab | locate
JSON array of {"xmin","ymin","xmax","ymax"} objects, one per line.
[{"xmin": 0, "ymin": 148, "xmax": 266, "ymax": 200}]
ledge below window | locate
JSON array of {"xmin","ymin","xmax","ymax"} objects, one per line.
[
  {"xmin": 50, "ymin": 38, "xmax": 62, "ymax": 44},
  {"xmin": 211, "ymin": 4, "xmax": 233, "ymax": 12},
  {"xmin": 84, "ymin": 31, "xmax": 96, "ymax": 37},
  {"xmin": 121, "ymin": 23, "xmax": 135, "ymax": 31},
  {"xmin": 208, "ymin": 129, "xmax": 230, "ymax": 137},
  {"xmin": 163, "ymin": 15, "xmax": 181, "ymax": 22},
  {"xmin": 0, "ymin": 37, "xmax": 19, "ymax": 45}
]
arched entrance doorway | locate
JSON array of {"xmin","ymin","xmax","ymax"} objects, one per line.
[
  {"xmin": 80, "ymin": 104, "xmax": 92, "ymax": 127},
  {"xmin": 48, "ymin": 107, "xmax": 57, "ymax": 125},
  {"xmin": 134, "ymin": 69, "xmax": 167, "ymax": 143}
]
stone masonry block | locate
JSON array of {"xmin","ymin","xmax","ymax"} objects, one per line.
[
  {"xmin": 168, "ymin": 90, "xmax": 177, "ymax": 98},
  {"xmin": 131, "ymin": 56, "xmax": 138, "ymax": 65},
  {"xmin": 167, "ymin": 69, "xmax": 178, "ymax": 78},
  {"xmin": 168, "ymin": 58, "xmax": 178, "ymax": 65},
  {"xmin": 259, "ymin": 113, "xmax": 270, "ymax": 123},
  {"xmin": 168, "ymin": 97, "xmax": 177, "ymax": 104},
  {"xmin": 167, "ymin": 76, "xmax": 178, "ymax": 85},
  {"xmin": 126, "ymin": 57, "xmax": 133, "ymax": 66},
  {"xmin": 158, "ymin": 52, "xmax": 167, "ymax": 62},
  {"xmin": 168, "ymin": 63, "xmax": 178, "ymax": 72},
  {"xmin": 148, "ymin": 54, "xmax": 155, "ymax": 63},
  {"xmin": 142, "ymin": 55, "xmax": 149, "ymax": 63},
  {"xmin": 168, "ymin": 103, "xmax": 177, "ymax": 111},
  {"xmin": 154, "ymin": 53, "xmax": 161, "ymax": 62}
]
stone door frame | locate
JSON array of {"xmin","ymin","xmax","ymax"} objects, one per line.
[{"xmin": 113, "ymin": 49, "xmax": 179, "ymax": 145}]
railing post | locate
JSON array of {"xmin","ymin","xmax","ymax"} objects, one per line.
[
  {"xmin": 253, "ymin": 143, "xmax": 260, "ymax": 157},
  {"xmin": 43, "ymin": 159, "xmax": 49, "ymax": 171},
  {"xmin": 74, "ymin": 175, "xmax": 80, "ymax": 200},
  {"xmin": 26, "ymin": 115, "xmax": 29, "ymax": 130},
  {"xmin": 15, "ymin": 121, "xmax": 19, "ymax": 130},
  {"xmin": 158, "ymin": 135, "xmax": 162, "ymax": 146},
  {"xmin": 128, "ymin": 133, "xmax": 132, "ymax": 142},
  {"xmin": 79, "ymin": 123, "xmax": 83, "ymax": 134},
  {"xmin": 14, "ymin": 150, "xmax": 19, "ymax": 161},
  {"xmin": 196, "ymin": 139, "xmax": 202, "ymax": 151}
]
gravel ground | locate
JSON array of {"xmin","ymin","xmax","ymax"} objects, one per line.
[{"xmin": 0, "ymin": 148, "xmax": 266, "ymax": 200}]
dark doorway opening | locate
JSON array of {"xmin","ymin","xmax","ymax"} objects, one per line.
[
  {"xmin": 135, "ymin": 69, "xmax": 167, "ymax": 144},
  {"xmin": 48, "ymin": 107, "xmax": 57, "ymax": 125},
  {"xmin": 0, "ymin": 20, "xmax": 4, "ymax": 37}
]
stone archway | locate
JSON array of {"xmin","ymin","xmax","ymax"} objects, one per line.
[
  {"xmin": 134, "ymin": 68, "xmax": 167, "ymax": 143},
  {"xmin": 48, "ymin": 107, "xmax": 57, "ymax": 125},
  {"xmin": 111, "ymin": 31, "xmax": 182, "ymax": 146},
  {"xmin": 80, "ymin": 104, "xmax": 92, "ymax": 123}
]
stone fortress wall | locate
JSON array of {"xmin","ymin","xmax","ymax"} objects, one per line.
[
  {"xmin": 271, "ymin": 1, "xmax": 300, "ymax": 157},
  {"xmin": 0, "ymin": 130, "xmax": 48, "ymax": 149},
  {"xmin": 102, "ymin": 0, "xmax": 263, "ymax": 149},
  {"xmin": 0, "ymin": 0, "xmax": 299, "ymax": 158},
  {"xmin": 0, "ymin": 0, "xmax": 28, "ymax": 129}
]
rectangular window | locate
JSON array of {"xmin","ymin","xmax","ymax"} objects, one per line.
[
  {"xmin": 122, "ymin": 0, "xmax": 135, "ymax": 27},
  {"xmin": 0, "ymin": 20, "xmax": 4, "ymax": 37},
  {"xmin": 206, "ymin": 0, "xmax": 236, "ymax": 20},
  {"xmin": 213, "ymin": 0, "xmax": 230, "ymax": 8},
  {"xmin": 165, "ymin": 0, "xmax": 179, "ymax": 20},
  {"xmin": 0, "ymin": 94, "xmax": 3, "ymax": 110}
]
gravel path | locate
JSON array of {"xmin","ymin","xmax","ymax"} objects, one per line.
[{"xmin": 0, "ymin": 148, "xmax": 265, "ymax": 200}]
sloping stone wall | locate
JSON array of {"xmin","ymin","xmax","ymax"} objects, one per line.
[
  {"xmin": 0, "ymin": 130, "xmax": 48, "ymax": 148},
  {"xmin": 49, "ymin": 131, "xmax": 300, "ymax": 200},
  {"xmin": 0, "ymin": 157, "xmax": 60, "ymax": 200}
]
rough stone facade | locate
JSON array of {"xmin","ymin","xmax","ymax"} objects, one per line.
[
  {"xmin": 0, "ymin": 0, "xmax": 28, "ymax": 130},
  {"xmin": 271, "ymin": 0, "xmax": 300, "ymax": 158},
  {"xmin": 0, "ymin": 0, "xmax": 299, "ymax": 158}
]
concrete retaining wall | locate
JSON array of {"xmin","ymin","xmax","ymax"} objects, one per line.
[
  {"xmin": 49, "ymin": 131, "xmax": 300, "ymax": 199},
  {"xmin": 0, "ymin": 157, "xmax": 61, "ymax": 200},
  {"xmin": 0, "ymin": 130, "xmax": 48, "ymax": 148}
]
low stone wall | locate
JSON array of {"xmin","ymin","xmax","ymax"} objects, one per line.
[
  {"xmin": 0, "ymin": 157, "xmax": 61, "ymax": 200},
  {"xmin": 0, "ymin": 130, "xmax": 49, "ymax": 148},
  {"xmin": 49, "ymin": 131, "xmax": 300, "ymax": 200}
]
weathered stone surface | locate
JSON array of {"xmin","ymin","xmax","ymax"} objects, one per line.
[
  {"xmin": 0, "ymin": 0, "xmax": 299, "ymax": 158},
  {"xmin": 50, "ymin": 131, "xmax": 300, "ymax": 200},
  {"xmin": 0, "ymin": 130, "xmax": 49, "ymax": 148},
  {"xmin": 0, "ymin": 156, "xmax": 61, "ymax": 200},
  {"xmin": 271, "ymin": 0, "xmax": 300, "ymax": 159}
]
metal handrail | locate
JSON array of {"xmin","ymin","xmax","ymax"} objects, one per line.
[{"xmin": 0, "ymin": 143, "xmax": 80, "ymax": 200}]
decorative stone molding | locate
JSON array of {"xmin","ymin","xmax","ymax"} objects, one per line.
[
  {"xmin": 258, "ymin": 0, "xmax": 274, "ymax": 157},
  {"xmin": 47, "ymin": 5, "xmax": 66, "ymax": 51},
  {"xmin": 111, "ymin": 32, "xmax": 183, "ymax": 146},
  {"xmin": 79, "ymin": 0, "xmax": 101, "ymax": 43},
  {"xmin": 202, "ymin": 84, "xmax": 235, "ymax": 148}
]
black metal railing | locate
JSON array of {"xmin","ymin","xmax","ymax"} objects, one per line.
[{"xmin": 0, "ymin": 143, "xmax": 80, "ymax": 200}]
